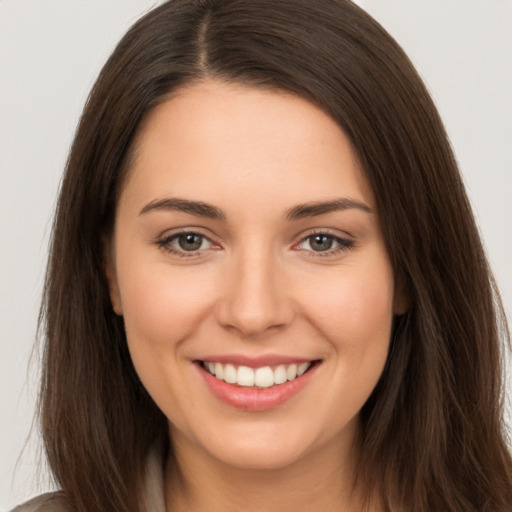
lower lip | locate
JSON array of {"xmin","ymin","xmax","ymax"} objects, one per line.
[{"xmin": 196, "ymin": 362, "xmax": 318, "ymax": 411}]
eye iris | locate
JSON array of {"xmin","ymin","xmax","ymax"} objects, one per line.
[
  {"xmin": 310, "ymin": 235, "xmax": 333, "ymax": 251},
  {"xmin": 178, "ymin": 233, "xmax": 203, "ymax": 251}
]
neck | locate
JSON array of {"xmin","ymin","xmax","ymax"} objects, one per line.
[{"xmin": 164, "ymin": 422, "xmax": 379, "ymax": 512}]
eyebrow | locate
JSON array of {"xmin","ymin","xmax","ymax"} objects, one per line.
[
  {"xmin": 139, "ymin": 197, "xmax": 226, "ymax": 220},
  {"xmin": 285, "ymin": 198, "xmax": 372, "ymax": 220},
  {"xmin": 139, "ymin": 196, "xmax": 372, "ymax": 221}
]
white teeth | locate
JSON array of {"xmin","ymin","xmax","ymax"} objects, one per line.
[
  {"xmin": 274, "ymin": 365, "xmax": 287, "ymax": 385},
  {"xmin": 297, "ymin": 362, "xmax": 309, "ymax": 376},
  {"xmin": 223, "ymin": 363, "xmax": 237, "ymax": 384},
  {"xmin": 286, "ymin": 364, "xmax": 298, "ymax": 381},
  {"xmin": 203, "ymin": 361, "xmax": 313, "ymax": 388},
  {"xmin": 237, "ymin": 366, "xmax": 254, "ymax": 386},
  {"xmin": 254, "ymin": 366, "xmax": 274, "ymax": 388},
  {"xmin": 214, "ymin": 362, "xmax": 224, "ymax": 380}
]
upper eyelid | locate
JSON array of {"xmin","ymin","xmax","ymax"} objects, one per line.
[
  {"xmin": 295, "ymin": 233, "xmax": 351, "ymax": 247},
  {"xmin": 156, "ymin": 226, "xmax": 217, "ymax": 241},
  {"xmin": 162, "ymin": 231, "xmax": 216, "ymax": 247},
  {"xmin": 295, "ymin": 227, "xmax": 354, "ymax": 242}
]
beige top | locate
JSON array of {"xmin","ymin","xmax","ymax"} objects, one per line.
[{"xmin": 10, "ymin": 449, "xmax": 166, "ymax": 512}]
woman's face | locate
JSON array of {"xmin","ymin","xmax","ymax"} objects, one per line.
[{"xmin": 107, "ymin": 80, "xmax": 404, "ymax": 471}]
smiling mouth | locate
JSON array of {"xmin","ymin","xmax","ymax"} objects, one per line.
[{"xmin": 199, "ymin": 360, "xmax": 318, "ymax": 389}]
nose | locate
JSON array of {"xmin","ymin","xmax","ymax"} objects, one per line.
[{"xmin": 214, "ymin": 248, "xmax": 295, "ymax": 338}]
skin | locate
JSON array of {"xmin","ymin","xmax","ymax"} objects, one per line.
[{"xmin": 106, "ymin": 80, "xmax": 405, "ymax": 511}]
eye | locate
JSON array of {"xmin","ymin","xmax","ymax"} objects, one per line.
[
  {"xmin": 174, "ymin": 233, "xmax": 208, "ymax": 251},
  {"xmin": 305, "ymin": 234, "xmax": 335, "ymax": 252},
  {"xmin": 158, "ymin": 231, "xmax": 214, "ymax": 256},
  {"xmin": 296, "ymin": 232, "xmax": 354, "ymax": 255}
]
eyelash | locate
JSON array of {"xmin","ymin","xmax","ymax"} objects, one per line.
[
  {"xmin": 157, "ymin": 231, "xmax": 215, "ymax": 258},
  {"xmin": 295, "ymin": 230, "xmax": 355, "ymax": 257},
  {"xmin": 156, "ymin": 230, "xmax": 355, "ymax": 258}
]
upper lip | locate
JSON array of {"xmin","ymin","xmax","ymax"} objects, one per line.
[{"xmin": 195, "ymin": 354, "xmax": 318, "ymax": 368}]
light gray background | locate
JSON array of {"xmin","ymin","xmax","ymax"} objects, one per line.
[{"xmin": 1, "ymin": 1, "xmax": 511, "ymax": 509}]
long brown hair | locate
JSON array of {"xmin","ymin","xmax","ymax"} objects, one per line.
[{"xmin": 39, "ymin": 1, "xmax": 512, "ymax": 511}]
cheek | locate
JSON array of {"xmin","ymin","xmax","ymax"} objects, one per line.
[
  {"xmin": 299, "ymin": 260, "xmax": 395, "ymax": 425},
  {"xmin": 116, "ymin": 257, "xmax": 217, "ymax": 355},
  {"xmin": 300, "ymin": 260, "xmax": 395, "ymax": 353},
  {"xmin": 115, "ymin": 260, "xmax": 218, "ymax": 423}
]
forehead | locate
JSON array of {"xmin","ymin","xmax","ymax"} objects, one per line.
[{"xmin": 121, "ymin": 80, "xmax": 374, "ymax": 214}]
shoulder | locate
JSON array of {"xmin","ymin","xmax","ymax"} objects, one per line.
[{"xmin": 10, "ymin": 492, "xmax": 69, "ymax": 512}]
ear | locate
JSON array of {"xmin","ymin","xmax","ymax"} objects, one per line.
[
  {"xmin": 103, "ymin": 238, "xmax": 123, "ymax": 316},
  {"xmin": 393, "ymin": 273, "xmax": 410, "ymax": 316}
]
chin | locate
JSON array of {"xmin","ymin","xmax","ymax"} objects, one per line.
[
  {"xmin": 171, "ymin": 415, "xmax": 354, "ymax": 473},
  {"xmin": 209, "ymin": 441, "xmax": 311, "ymax": 471}
]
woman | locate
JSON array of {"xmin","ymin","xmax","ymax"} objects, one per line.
[{"xmin": 12, "ymin": 0, "xmax": 512, "ymax": 511}]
